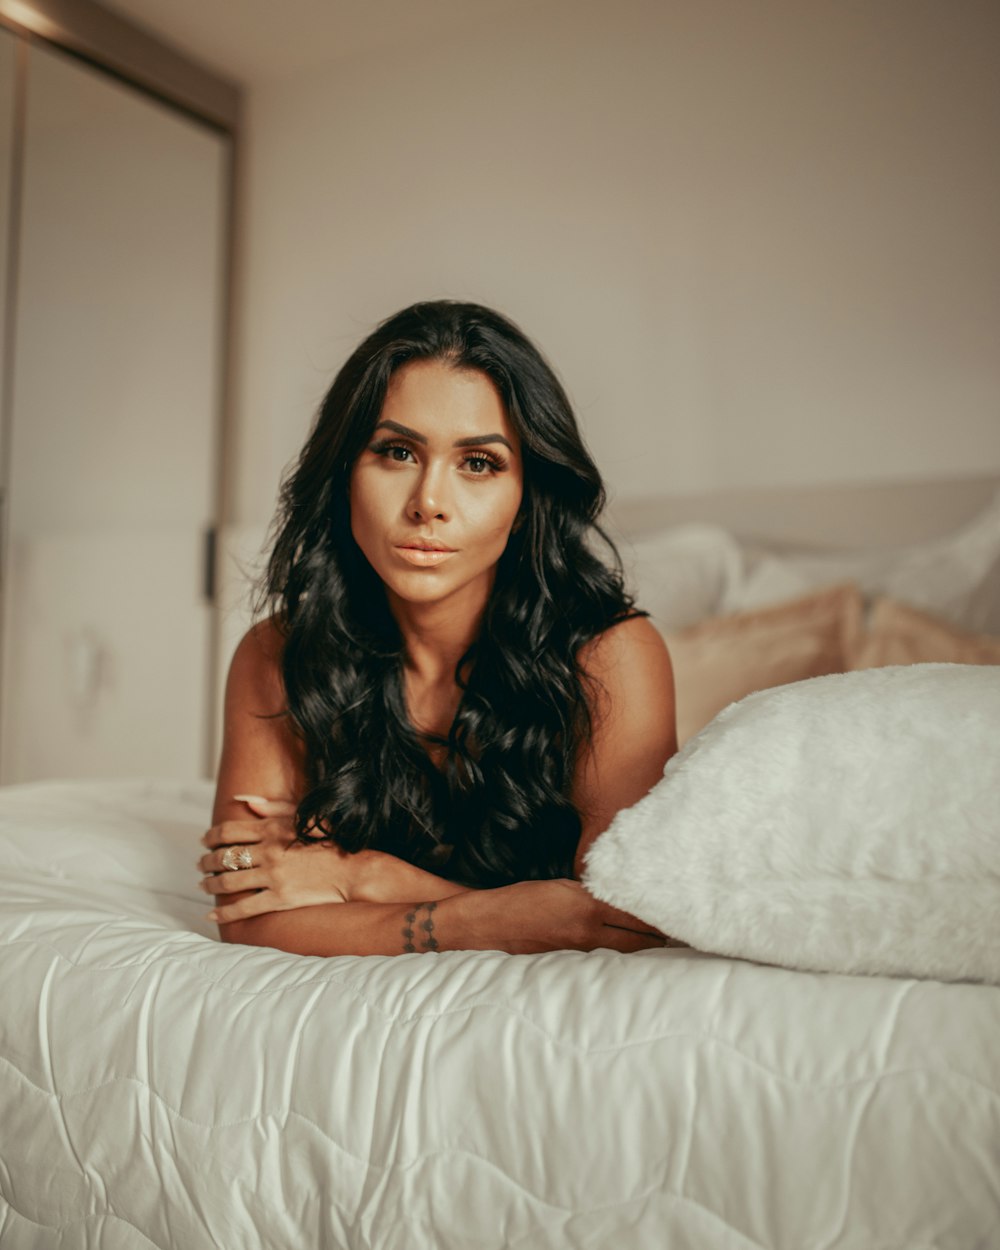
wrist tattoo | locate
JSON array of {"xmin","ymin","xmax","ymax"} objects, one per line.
[{"xmin": 402, "ymin": 901, "xmax": 439, "ymax": 953}]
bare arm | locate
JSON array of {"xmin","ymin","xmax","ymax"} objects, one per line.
[
  {"xmin": 572, "ymin": 615, "xmax": 678, "ymax": 877},
  {"xmin": 219, "ymin": 880, "xmax": 661, "ymax": 956},
  {"xmin": 210, "ymin": 620, "xmax": 663, "ymax": 955},
  {"xmin": 202, "ymin": 796, "xmax": 472, "ymax": 913}
]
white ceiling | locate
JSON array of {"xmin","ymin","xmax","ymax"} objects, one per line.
[{"xmin": 101, "ymin": 0, "xmax": 540, "ymax": 87}]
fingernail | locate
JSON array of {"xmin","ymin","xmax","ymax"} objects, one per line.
[
  {"xmin": 233, "ymin": 794, "xmax": 266, "ymax": 802},
  {"xmin": 206, "ymin": 911, "xmax": 218, "ymax": 921}
]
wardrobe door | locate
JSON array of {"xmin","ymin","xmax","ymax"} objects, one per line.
[
  {"xmin": 0, "ymin": 40, "xmax": 227, "ymax": 783},
  {"xmin": 0, "ymin": 27, "xmax": 14, "ymax": 475}
]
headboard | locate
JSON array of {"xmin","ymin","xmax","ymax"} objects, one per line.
[{"xmin": 605, "ymin": 473, "xmax": 1000, "ymax": 549}]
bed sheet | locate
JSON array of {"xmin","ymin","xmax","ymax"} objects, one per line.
[{"xmin": 0, "ymin": 779, "xmax": 998, "ymax": 1250}]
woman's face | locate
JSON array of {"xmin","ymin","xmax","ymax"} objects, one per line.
[{"xmin": 349, "ymin": 358, "xmax": 525, "ymax": 619}]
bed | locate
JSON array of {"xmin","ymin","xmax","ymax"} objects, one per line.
[{"xmin": 2, "ymin": 476, "xmax": 999, "ymax": 1249}]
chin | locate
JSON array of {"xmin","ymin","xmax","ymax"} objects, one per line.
[{"xmin": 387, "ymin": 568, "xmax": 497, "ymax": 613}]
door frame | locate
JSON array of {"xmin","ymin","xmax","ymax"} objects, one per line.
[{"xmin": 0, "ymin": 0, "xmax": 241, "ymax": 778}]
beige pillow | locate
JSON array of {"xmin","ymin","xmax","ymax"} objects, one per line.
[
  {"xmin": 849, "ymin": 597, "xmax": 1000, "ymax": 670},
  {"xmin": 665, "ymin": 583, "xmax": 863, "ymax": 745},
  {"xmin": 723, "ymin": 489, "xmax": 1000, "ymax": 634}
]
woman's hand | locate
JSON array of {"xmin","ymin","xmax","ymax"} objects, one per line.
[
  {"xmin": 200, "ymin": 795, "xmax": 470, "ymax": 924},
  {"xmin": 346, "ymin": 852, "xmax": 471, "ymax": 906},
  {"xmin": 200, "ymin": 795, "xmax": 352, "ymax": 924},
  {"xmin": 492, "ymin": 879, "xmax": 672, "ymax": 954},
  {"xmin": 201, "ymin": 795, "xmax": 298, "ymax": 855},
  {"xmin": 556, "ymin": 880, "xmax": 672, "ymax": 952}
]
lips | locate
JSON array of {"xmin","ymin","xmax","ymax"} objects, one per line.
[
  {"xmin": 394, "ymin": 541, "xmax": 458, "ymax": 567},
  {"xmin": 399, "ymin": 539, "xmax": 457, "ymax": 552}
]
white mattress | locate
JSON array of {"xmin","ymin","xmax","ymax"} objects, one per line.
[{"xmin": 1, "ymin": 779, "xmax": 998, "ymax": 1249}]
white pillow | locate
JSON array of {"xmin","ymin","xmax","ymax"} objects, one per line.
[
  {"xmin": 584, "ymin": 664, "xmax": 1000, "ymax": 983},
  {"xmin": 622, "ymin": 523, "xmax": 744, "ymax": 633},
  {"xmin": 722, "ymin": 491, "xmax": 1000, "ymax": 634}
]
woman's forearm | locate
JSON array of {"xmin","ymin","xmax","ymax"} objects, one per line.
[
  {"xmin": 221, "ymin": 888, "xmax": 565, "ymax": 956},
  {"xmin": 347, "ymin": 850, "xmax": 472, "ymax": 904},
  {"xmin": 219, "ymin": 902, "xmax": 427, "ymax": 956},
  {"xmin": 219, "ymin": 879, "xmax": 663, "ymax": 957}
]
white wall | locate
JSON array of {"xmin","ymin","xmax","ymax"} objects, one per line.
[{"xmin": 232, "ymin": 0, "xmax": 1000, "ymax": 525}]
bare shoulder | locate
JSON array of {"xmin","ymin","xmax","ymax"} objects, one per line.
[
  {"xmin": 214, "ymin": 614, "xmax": 303, "ymax": 821},
  {"xmin": 227, "ymin": 615, "xmax": 288, "ymax": 713},
  {"xmin": 579, "ymin": 614, "xmax": 673, "ymax": 693},
  {"xmin": 571, "ymin": 615, "xmax": 677, "ymax": 875},
  {"xmin": 578, "ymin": 614, "xmax": 676, "ymax": 758}
]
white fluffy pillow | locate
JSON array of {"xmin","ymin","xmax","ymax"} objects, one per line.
[{"xmin": 584, "ymin": 664, "xmax": 1000, "ymax": 983}]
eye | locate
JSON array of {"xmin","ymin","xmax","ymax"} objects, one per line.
[
  {"xmin": 369, "ymin": 440, "xmax": 415, "ymax": 464},
  {"xmin": 462, "ymin": 451, "xmax": 506, "ymax": 476}
]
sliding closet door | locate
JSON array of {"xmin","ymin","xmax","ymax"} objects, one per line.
[
  {"xmin": 0, "ymin": 28, "xmax": 15, "ymax": 479},
  {"xmin": 0, "ymin": 28, "xmax": 19, "ymax": 755},
  {"xmin": 0, "ymin": 40, "xmax": 227, "ymax": 783}
]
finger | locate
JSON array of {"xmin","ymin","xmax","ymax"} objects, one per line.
[
  {"xmin": 597, "ymin": 901, "xmax": 663, "ymax": 935},
  {"xmin": 601, "ymin": 926, "xmax": 666, "ymax": 953},
  {"xmin": 200, "ymin": 868, "xmax": 268, "ymax": 895},
  {"xmin": 233, "ymin": 795, "xmax": 297, "ymax": 818},
  {"xmin": 198, "ymin": 846, "xmax": 260, "ymax": 873},
  {"xmin": 210, "ymin": 891, "xmax": 281, "ymax": 925},
  {"xmin": 603, "ymin": 921, "xmax": 667, "ymax": 941},
  {"xmin": 201, "ymin": 821, "xmax": 267, "ymax": 849}
]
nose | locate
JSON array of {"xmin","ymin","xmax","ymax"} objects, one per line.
[{"xmin": 406, "ymin": 465, "xmax": 450, "ymax": 523}]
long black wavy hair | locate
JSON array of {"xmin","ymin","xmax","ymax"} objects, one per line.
[{"xmin": 258, "ymin": 300, "xmax": 638, "ymax": 887}]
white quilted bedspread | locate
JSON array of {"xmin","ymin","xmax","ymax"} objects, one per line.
[{"xmin": 0, "ymin": 780, "xmax": 998, "ymax": 1250}]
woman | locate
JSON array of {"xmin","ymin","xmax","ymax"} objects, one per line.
[{"xmin": 199, "ymin": 301, "xmax": 677, "ymax": 955}]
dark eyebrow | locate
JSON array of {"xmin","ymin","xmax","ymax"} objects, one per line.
[
  {"xmin": 373, "ymin": 420, "xmax": 513, "ymax": 451},
  {"xmin": 374, "ymin": 420, "xmax": 427, "ymax": 444},
  {"xmin": 453, "ymin": 433, "xmax": 514, "ymax": 451}
]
